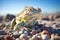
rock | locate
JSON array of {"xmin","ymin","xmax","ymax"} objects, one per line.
[
  {"xmin": 0, "ymin": 16, "xmax": 3, "ymax": 21},
  {"xmin": 3, "ymin": 14, "xmax": 15, "ymax": 22}
]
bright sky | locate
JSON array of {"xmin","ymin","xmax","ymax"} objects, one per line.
[{"xmin": 0, "ymin": 0, "xmax": 60, "ymax": 15}]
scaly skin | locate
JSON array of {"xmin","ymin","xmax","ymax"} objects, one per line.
[{"xmin": 10, "ymin": 6, "xmax": 42, "ymax": 30}]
